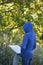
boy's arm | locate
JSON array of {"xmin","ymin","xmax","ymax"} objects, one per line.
[
  {"xmin": 33, "ymin": 42, "xmax": 36, "ymax": 50},
  {"xmin": 21, "ymin": 34, "xmax": 28, "ymax": 50}
]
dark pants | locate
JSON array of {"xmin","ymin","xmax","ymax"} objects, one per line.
[{"xmin": 22, "ymin": 58, "xmax": 32, "ymax": 65}]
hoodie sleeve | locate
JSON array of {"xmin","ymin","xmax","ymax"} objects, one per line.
[
  {"xmin": 32, "ymin": 42, "xmax": 36, "ymax": 50},
  {"xmin": 21, "ymin": 34, "xmax": 28, "ymax": 50},
  {"xmin": 32, "ymin": 38, "xmax": 36, "ymax": 50}
]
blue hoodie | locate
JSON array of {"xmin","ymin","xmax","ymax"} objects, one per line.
[{"xmin": 21, "ymin": 22, "xmax": 36, "ymax": 60}]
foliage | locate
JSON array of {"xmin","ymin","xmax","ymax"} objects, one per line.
[
  {"xmin": 0, "ymin": 0, "xmax": 43, "ymax": 43},
  {"xmin": 32, "ymin": 45, "xmax": 43, "ymax": 65}
]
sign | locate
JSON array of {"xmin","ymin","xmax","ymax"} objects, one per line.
[{"xmin": 9, "ymin": 45, "xmax": 21, "ymax": 54}]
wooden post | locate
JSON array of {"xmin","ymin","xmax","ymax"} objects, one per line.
[{"xmin": 13, "ymin": 53, "xmax": 19, "ymax": 65}]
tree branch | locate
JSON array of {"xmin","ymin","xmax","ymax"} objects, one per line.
[{"xmin": 0, "ymin": 0, "xmax": 15, "ymax": 5}]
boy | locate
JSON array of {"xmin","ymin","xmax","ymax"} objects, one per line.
[{"xmin": 21, "ymin": 22, "xmax": 36, "ymax": 65}]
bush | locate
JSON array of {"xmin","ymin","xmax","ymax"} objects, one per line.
[{"xmin": 32, "ymin": 45, "xmax": 43, "ymax": 65}]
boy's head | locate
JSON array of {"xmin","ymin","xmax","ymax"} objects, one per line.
[{"xmin": 23, "ymin": 22, "xmax": 33, "ymax": 33}]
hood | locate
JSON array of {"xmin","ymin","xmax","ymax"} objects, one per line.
[{"xmin": 23, "ymin": 22, "xmax": 33, "ymax": 33}]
